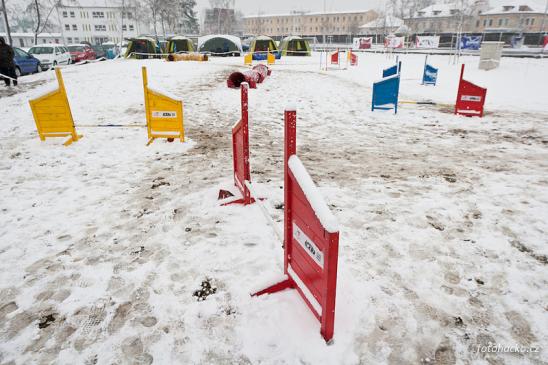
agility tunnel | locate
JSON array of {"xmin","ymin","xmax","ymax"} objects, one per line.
[{"xmin": 227, "ymin": 64, "xmax": 271, "ymax": 89}]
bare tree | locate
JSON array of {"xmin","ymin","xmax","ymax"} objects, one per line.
[{"xmin": 1, "ymin": 0, "xmax": 12, "ymax": 45}]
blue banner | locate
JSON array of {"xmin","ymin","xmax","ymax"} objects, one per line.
[
  {"xmin": 372, "ymin": 75, "xmax": 400, "ymax": 114},
  {"xmin": 459, "ymin": 36, "xmax": 482, "ymax": 50},
  {"xmin": 422, "ymin": 64, "xmax": 438, "ymax": 85}
]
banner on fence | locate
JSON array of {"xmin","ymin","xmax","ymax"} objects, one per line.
[
  {"xmin": 455, "ymin": 64, "xmax": 487, "ymax": 117},
  {"xmin": 252, "ymin": 108, "xmax": 340, "ymax": 343},
  {"xmin": 415, "ymin": 36, "xmax": 440, "ymax": 49},
  {"xmin": 384, "ymin": 36, "xmax": 404, "ymax": 48},
  {"xmin": 142, "ymin": 67, "xmax": 185, "ymax": 145},
  {"xmin": 459, "ymin": 35, "xmax": 482, "ymax": 50},
  {"xmin": 353, "ymin": 37, "xmax": 372, "ymax": 50},
  {"xmin": 29, "ymin": 68, "xmax": 82, "ymax": 146}
]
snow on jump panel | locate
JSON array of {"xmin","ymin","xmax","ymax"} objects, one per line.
[
  {"xmin": 142, "ymin": 67, "xmax": 185, "ymax": 145},
  {"xmin": 455, "ymin": 64, "xmax": 487, "ymax": 118},
  {"xmin": 252, "ymin": 108, "xmax": 340, "ymax": 343},
  {"xmin": 29, "ymin": 68, "xmax": 82, "ymax": 146},
  {"xmin": 226, "ymin": 82, "xmax": 253, "ymax": 205}
]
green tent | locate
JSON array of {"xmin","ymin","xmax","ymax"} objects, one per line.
[
  {"xmin": 167, "ymin": 36, "xmax": 194, "ymax": 53},
  {"xmin": 125, "ymin": 37, "xmax": 160, "ymax": 59},
  {"xmin": 198, "ymin": 35, "xmax": 242, "ymax": 56},
  {"xmin": 249, "ymin": 36, "xmax": 279, "ymax": 54},
  {"xmin": 279, "ymin": 36, "xmax": 311, "ymax": 56}
]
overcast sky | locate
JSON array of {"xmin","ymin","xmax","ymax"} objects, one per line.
[{"xmin": 195, "ymin": 0, "xmax": 385, "ymax": 17}]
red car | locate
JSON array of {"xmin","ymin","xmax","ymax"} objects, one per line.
[{"xmin": 67, "ymin": 44, "xmax": 96, "ymax": 62}]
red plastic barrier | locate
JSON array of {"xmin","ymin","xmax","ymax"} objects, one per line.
[
  {"xmin": 252, "ymin": 108, "xmax": 340, "ymax": 343},
  {"xmin": 455, "ymin": 64, "xmax": 487, "ymax": 117},
  {"xmin": 349, "ymin": 50, "xmax": 358, "ymax": 66},
  {"xmin": 224, "ymin": 82, "xmax": 254, "ymax": 205},
  {"xmin": 227, "ymin": 65, "xmax": 271, "ymax": 89},
  {"xmin": 330, "ymin": 50, "xmax": 339, "ymax": 65}
]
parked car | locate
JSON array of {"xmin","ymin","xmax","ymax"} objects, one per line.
[
  {"xmin": 28, "ymin": 44, "xmax": 71, "ymax": 70},
  {"xmin": 13, "ymin": 47, "xmax": 41, "ymax": 76},
  {"xmin": 67, "ymin": 44, "xmax": 96, "ymax": 62},
  {"xmin": 91, "ymin": 45, "xmax": 106, "ymax": 59}
]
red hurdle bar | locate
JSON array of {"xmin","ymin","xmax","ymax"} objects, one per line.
[{"xmin": 252, "ymin": 107, "xmax": 340, "ymax": 343}]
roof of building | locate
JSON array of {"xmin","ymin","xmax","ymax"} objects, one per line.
[
  {"xmin": 243, "ymin": 9, "xmax": 375, "ymax": 19},
  {"xmin": 481, "ymin": 0, "xmax": 545, "ymax": 14},
  {"xmin": 58, "ymin": 0, "xmax": 136, "ymax": 8},
  {"xmin": 360, "ymin": 15, "xmax": 403, "ymax": 29},
  {"xmin": 414, "ymin": 3, "xmax": 460, "ymax": 18}
]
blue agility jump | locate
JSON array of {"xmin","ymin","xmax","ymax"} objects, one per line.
[
  {"xmin": 373, "ymin": 61, "xmax": 401, "ymax": 114},
  {"xmin": 421, "ymin": 56, "xmax": 438, "ymax": 86},
  {"xmin": 422, "ymin": 64, "xmax": 438, "ymax": 85}
]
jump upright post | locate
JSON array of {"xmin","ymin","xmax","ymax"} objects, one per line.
[{"xmin": 252, "ymin": 107, "xmax": 340, "ymax": 343}]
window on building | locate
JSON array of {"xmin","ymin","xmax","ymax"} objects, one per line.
[
  {"xmin": 129, "ymin": 24, "xmax": 134, "ymax": 31},
  {"xmin": 72, "ymin": 24, "xmax": 77, "ymax": 30},
  {"xmin": 62, "ymin": 11, "xmax": 68, "ymax": 17},
  {"xmin": 498, "ymin": 18, "xmax": 503, "ymax": 26},
  {"xmin": 525, "ymin": 18, "xmax": 530, "ymax": 25},
  {"xmin": 122, "ymin": 24, "xmax": 127, "ymax": 31},
  {"xmin": 74, "ymin": 37, "xmax": 79, "ymax": 43},
  {"xmin": 19, "ymin": 39, "xmax": 25, "ymax": 47},
  {"xmin": 92, "ymin": 11, "xmax": 105, "ymax": 18},
  {"xmin": 67, "ymin": 37, "xmax": 72, "ymax": 43},
  {"xmin": 476, "ymin": 20, "xmax": 480, "ymax": 27},
  {"xmin": 488, "ymin": 19, "xmax": 493, "ymax": 26},
  {"xmin": 95, "ymin": 24, "xmax": 106, "ymax": 31},
  {"xmin": 65, "ymin": 24, "xmax": 70, "ymax": 30},
  {"xmin": 70, "ymin": 11, "xmax": 75, "ymax": 17},
  {"xmin": 531, "ymin": 18, "xmax": 535, "ymax": 25},
  {"xmin": 504, "ymin": 18, "xmax": 509, "ymax": 25}
]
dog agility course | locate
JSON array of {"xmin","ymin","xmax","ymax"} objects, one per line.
[{"xmin": 0, "ymin": 51, "xmax": 547, "ymax": 364}]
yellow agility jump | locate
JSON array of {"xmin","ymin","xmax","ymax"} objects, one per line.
[
  {"xmin": 29, "ymin": 68, "xmax": 82, "ymax": 146},
  {"xmin": 142, "ymin": 67, "xmax": 185, "ymax": 146}
]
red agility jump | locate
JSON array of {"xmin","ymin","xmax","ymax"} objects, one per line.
[
  {"xmin": 253, "ymin": 107, "xmax": 340, "ymax": 343},
  {"xmin": 455, "ymin": 64, "xmax": 487, "ymax": 117},
  {"xmin": 223, "ymin": 82, "xmax": 254, "ymax": 205}
]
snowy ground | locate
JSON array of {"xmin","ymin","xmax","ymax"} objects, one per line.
[{"xmin": 0, "ymin": 53, "xmax": 547, "ymax": 365}]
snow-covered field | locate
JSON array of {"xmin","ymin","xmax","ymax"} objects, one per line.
[{"xmin": 0, "ymin": 53, "xmax": 547, "ymax": 365}]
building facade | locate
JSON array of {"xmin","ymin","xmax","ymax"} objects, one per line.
[
  {"xmin": 404, "ymin": 3, "xmax": 485, "ymax": 33},
  {"xmin": 0, "ymin": 32, "xmax": 63, "ymax": 48},
  {"xmin": 203, "ymin": 8, "xmax": 237, "ymax": 35},
  {"xmin": 55, "ymin": 0, "xmax": 147, "ymax": 45},
  {"xmin": 476, "ymin": 4, "xmax": 547, "ymax": 32},
  {"xmin": 243, "ymin": 10, "xmax": 378, "ymax": 38}
]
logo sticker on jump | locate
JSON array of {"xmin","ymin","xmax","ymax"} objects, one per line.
[
  {"xmin": 293, "ymin": 223, "xmax": 324, "ymax": 268},
  {"xmin": 461, "ymin": 95, "xmax": 481, "ymax": 102},
  {"xmin": 152, "ymin": 111, "xmax": 177, "ymax": 118}
]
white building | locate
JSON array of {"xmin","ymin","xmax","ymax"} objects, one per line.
[
  {"xmin": 55, "ymin": 0, "xmax": 149, "ymax": 45},
  {"xmin": 0, "ymin": 32, "xmax": 63, "ymax": 48}
]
